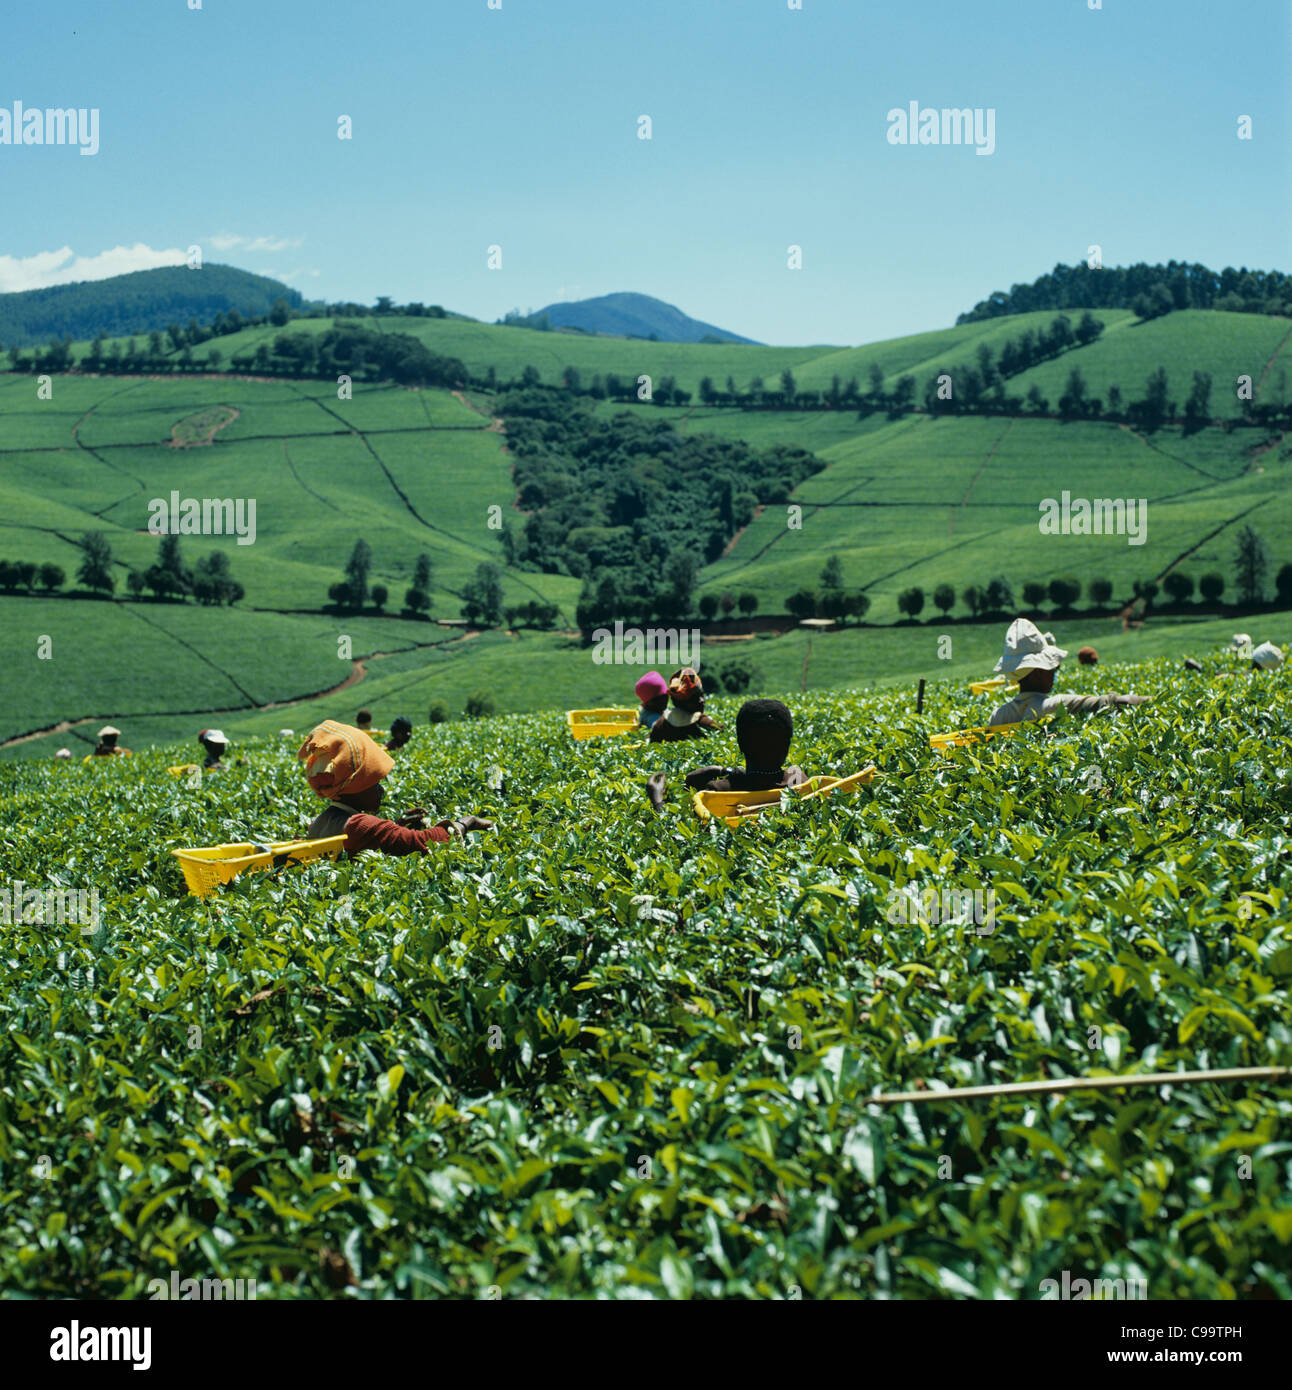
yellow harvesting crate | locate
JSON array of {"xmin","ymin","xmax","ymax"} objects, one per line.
[
  {"xmin": 928, "ymin": 717, "xmax": 1049, "ymax": 755},
  {"xmin": 82, "ymin": 751, "xmax": 133, "ymax": 764},
  {"xmin": 168, "ymin": 763, "xmax": 199, "ymax": 777},
  {"xmin": 693, "ymin": 766, "xmax": 877, "ymax": 828},
  {"xmin": 565, "ymin": 708, "xmax": 639, "ymax": 740},
  {"xmin": 969, "ymin": 677, "xmax": 1008, "ymax": 695},
  {"xmin": 172, "ymin": 836, "xmax": 348, "ymax": 898}
]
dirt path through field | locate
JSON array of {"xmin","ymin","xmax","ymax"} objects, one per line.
[
  {"xmin": 451, "ymin": 389, "xmax": 505, "ymax": 432},
  {"xmin": 1255, "ymin": 323, "xmax": 1292, "ymax": 400},
  {"xmin": 950, "ymin": 418, "xmax": 1012, "ymax": 534}
]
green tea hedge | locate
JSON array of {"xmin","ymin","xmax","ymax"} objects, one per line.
[{"xmin": 1, "ymin": 653, "xmax": 1289, "ymax": 1298}]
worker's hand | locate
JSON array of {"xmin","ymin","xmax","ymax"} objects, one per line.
[
  {"xmin": 646, "ymin": 771, "xmax": 667, "ymax": 808},
  {"xmin": 397, "ymin": 806, "xmax": 428, "ymax": 829},
  {"xmin": 435, "ymin": 815, "xmax": 495, "ymax": 837}
]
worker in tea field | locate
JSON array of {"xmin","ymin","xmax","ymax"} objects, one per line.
[
  {"xmin": 988, "ymin": 619, "xmax": 1149, "ymax": 726},
  {"xmin": 92, "ymin": 725, "xmax": 131, "ymax": 757},
  {"xmin": 1212, "ymin": 638, "xmax": 1282, "ymax": 677},
  {"xmin": 386, "ymin": 715, "xmax": 413, "ymax": 751},
  {"xmin": 298, "ymin": 720, "xmax": 492, "ymax": 854},
  {"xmin": 647, "ymin": 698, "xmax": 804, "ymax": 809},
  {"xmin": 649, "ymin": 667, "xmax": 723, "ymax": 743},
  {"xmin": 635, "ymin": 671, "xmax": 670, "ymax": 729},
  {"xmin": 198, "ymin": 729, "xmax": 230, "ymax": 769},
  {"xmin": 356, "ymin": 709, "xmax": 384, "ymax": 742},
  {"xmin": 1250, "ymin": 641, "xmax": 1285, "ymax": 671}
]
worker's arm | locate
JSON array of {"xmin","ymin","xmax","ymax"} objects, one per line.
[
  {"xmin": 343, "ymin": 814, "xmax": 464, "ymax": 855},
  {"xmin": 683, "ymin": 766, "xmax": 726, "ymax": 791}
]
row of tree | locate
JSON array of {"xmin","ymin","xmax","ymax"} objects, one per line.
[
  {"xmin": 6, "ymin": 320, "xmax": 468, "ymax": 390},
  {"xmin": 793, "ymin": 528, "xmax": 1290, "ymax": 624},
  {"xmin": 123, "ymin": 536, "xmax": 243, "ymax": 604},
  {"xmin": 328, "ymin": 542, "xmax": 434, "ymax": 618},
  {"xmin": 37, "ymin": 533, "xmax": 244, "ymax": 604},
  {"xmin": 0, "ymin": 560, "xmax": 65, "ymax": 593},
  {"xmin": 237, "ymin": 324, "xmax": 466, "ymax": 387},
  {"xmin": 958, "ymin": 260, "xmax": 1292, "ymax": 323},
  {"xmin": 325, "ymin": 545, "xmax": 559, "ymax": 630}
]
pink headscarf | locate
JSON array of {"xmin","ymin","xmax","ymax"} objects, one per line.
[{"xmin": 635, "ymin": 671, "xmax": 668, "ymax": 702}]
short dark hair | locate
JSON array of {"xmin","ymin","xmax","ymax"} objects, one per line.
[
  {"xmin": 735, "ymin": 699, "xmax": 793, "ymax": 768},
  {"xmin": 356, "ymin": 709, "xmax": 372, "ymax": 724},
  {"xmin": 391, "ymin": 716, "xmax": 412, "ymax": 737}
]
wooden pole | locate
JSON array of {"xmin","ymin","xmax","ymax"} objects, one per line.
[
  {"xmin": 868, "ymin": 1067, "xmax": 1289, "ymax": 1106},
  {"xmin": 916, "ymin": 678, "xmax": 926, "ymax": 715}
]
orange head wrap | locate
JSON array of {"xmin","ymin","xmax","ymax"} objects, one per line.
[
  {"xmin": 668, "ymin": 667, "xmax": 703, "ymax": 704},
  {"xmin": 297, "ymin": 720, "xmax": 393, "ymax": 800}
]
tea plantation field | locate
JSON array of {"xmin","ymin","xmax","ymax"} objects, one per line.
[
  {"xmin": 2, "ymin": 652, "xmax": 1289, "ymax": 1298},
  {"xmin": 2, "ymin": 304, "xmax": 1288, "ymax": 751}
]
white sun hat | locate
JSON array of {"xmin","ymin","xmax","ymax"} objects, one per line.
[
  {"xmin": 279, "ymin": 728, "xmax": 295, "ymax": 737},
  {"xmin": 98, "ymin": 725, "xmax": 121, "ymax": 738},
  {"xmin": 200, "ymin": 728, "xmax": 230, "ymax": 745},
  {"xmin": 993, "ymin": 618, "xmax": 1068, "ymax": 680},
  {"xmin": 1229, "ymin": 633, "xmax": 1252, "ymax": 651},
  {"xmin": 1251, "ymin": 641, "xmax": 1284, "ymax": 670},
  {"xmin": 1041, "ymin": 631, "xmax": 1057, "ymax": 646},
  {"xmin": 55, "ymin": 748, "xmax": 71, "ymax": 759}
]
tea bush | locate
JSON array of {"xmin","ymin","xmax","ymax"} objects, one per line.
[{"xmin": 1, "ymin": 654, "xmax": 1289, "ymax": 1298}]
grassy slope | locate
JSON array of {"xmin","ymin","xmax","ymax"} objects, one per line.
[
  {"xmin": 1009, "ymin": 310, "xmax": 1292, "ymax": 418},
  {"xmin": 700, "ymin": 413, "xmax": 1290, "ymax": 621}
]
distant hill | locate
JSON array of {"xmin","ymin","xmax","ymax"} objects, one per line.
[
  {"xmin": 0, "ymin": 264, "xmax": 302, "ymax": 348},
  {"xmin": 531, "ymin": 292, "xmax": 760, "ymax": 345}
]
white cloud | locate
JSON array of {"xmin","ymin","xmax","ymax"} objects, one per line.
[
  {"xmin": 207, "ymin": 233, "xmax": 305, "ymax": 253},
  {"xmin": 260, "ymin": 268, "xmax": 321, "ymax": 283},
  {"xmin": 0, "ymin": 243, "xmax": 188, "ymax": 293}
]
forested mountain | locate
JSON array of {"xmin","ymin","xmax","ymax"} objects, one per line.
[{"xmin": 0, "ymin": 264, "xmax": 302, "ymax": 347}]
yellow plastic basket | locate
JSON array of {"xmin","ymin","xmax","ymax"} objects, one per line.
[
  {"xmin": 693, "ymin": 766, "xmax": 877, "ymax": 828},
  {"xmin": 171, "ymin": 836, "xmax": 348, "ymax": 898},
  {"xmin": 565, "ymin": 708, "xmax": 639, "ymax": 740},
  {"xmin": 969, "ymin": 677, "xmax": 1009, "ymax": 696},
  {"xmin": 167, "ymin": 763, "xmax": 199, "ymax": 777},
  {"xmin": 82, "ymin": 751, "xmax": 132, "ymax": 764},
  {"xmin": 928, "ymin": 717, "xmax": 1049, "ymax": 755}
]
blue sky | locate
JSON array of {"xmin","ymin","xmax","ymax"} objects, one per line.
[{"xmin": 2, "ymin": 0, "xmax": 1288, "ymax": 345}]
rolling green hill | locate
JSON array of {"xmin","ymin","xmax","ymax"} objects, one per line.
[{"xmin": 2, "ymin": 303, "xmax": 1289, "ymax": 757}]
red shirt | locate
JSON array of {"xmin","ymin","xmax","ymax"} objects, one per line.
[
  {"xmin": 343, "ymin": 814, "xmax": 451, "ymax": 856},
  {"xmin": 307, "ymin": 803, "xmax": 451, "ymax": 856}
]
